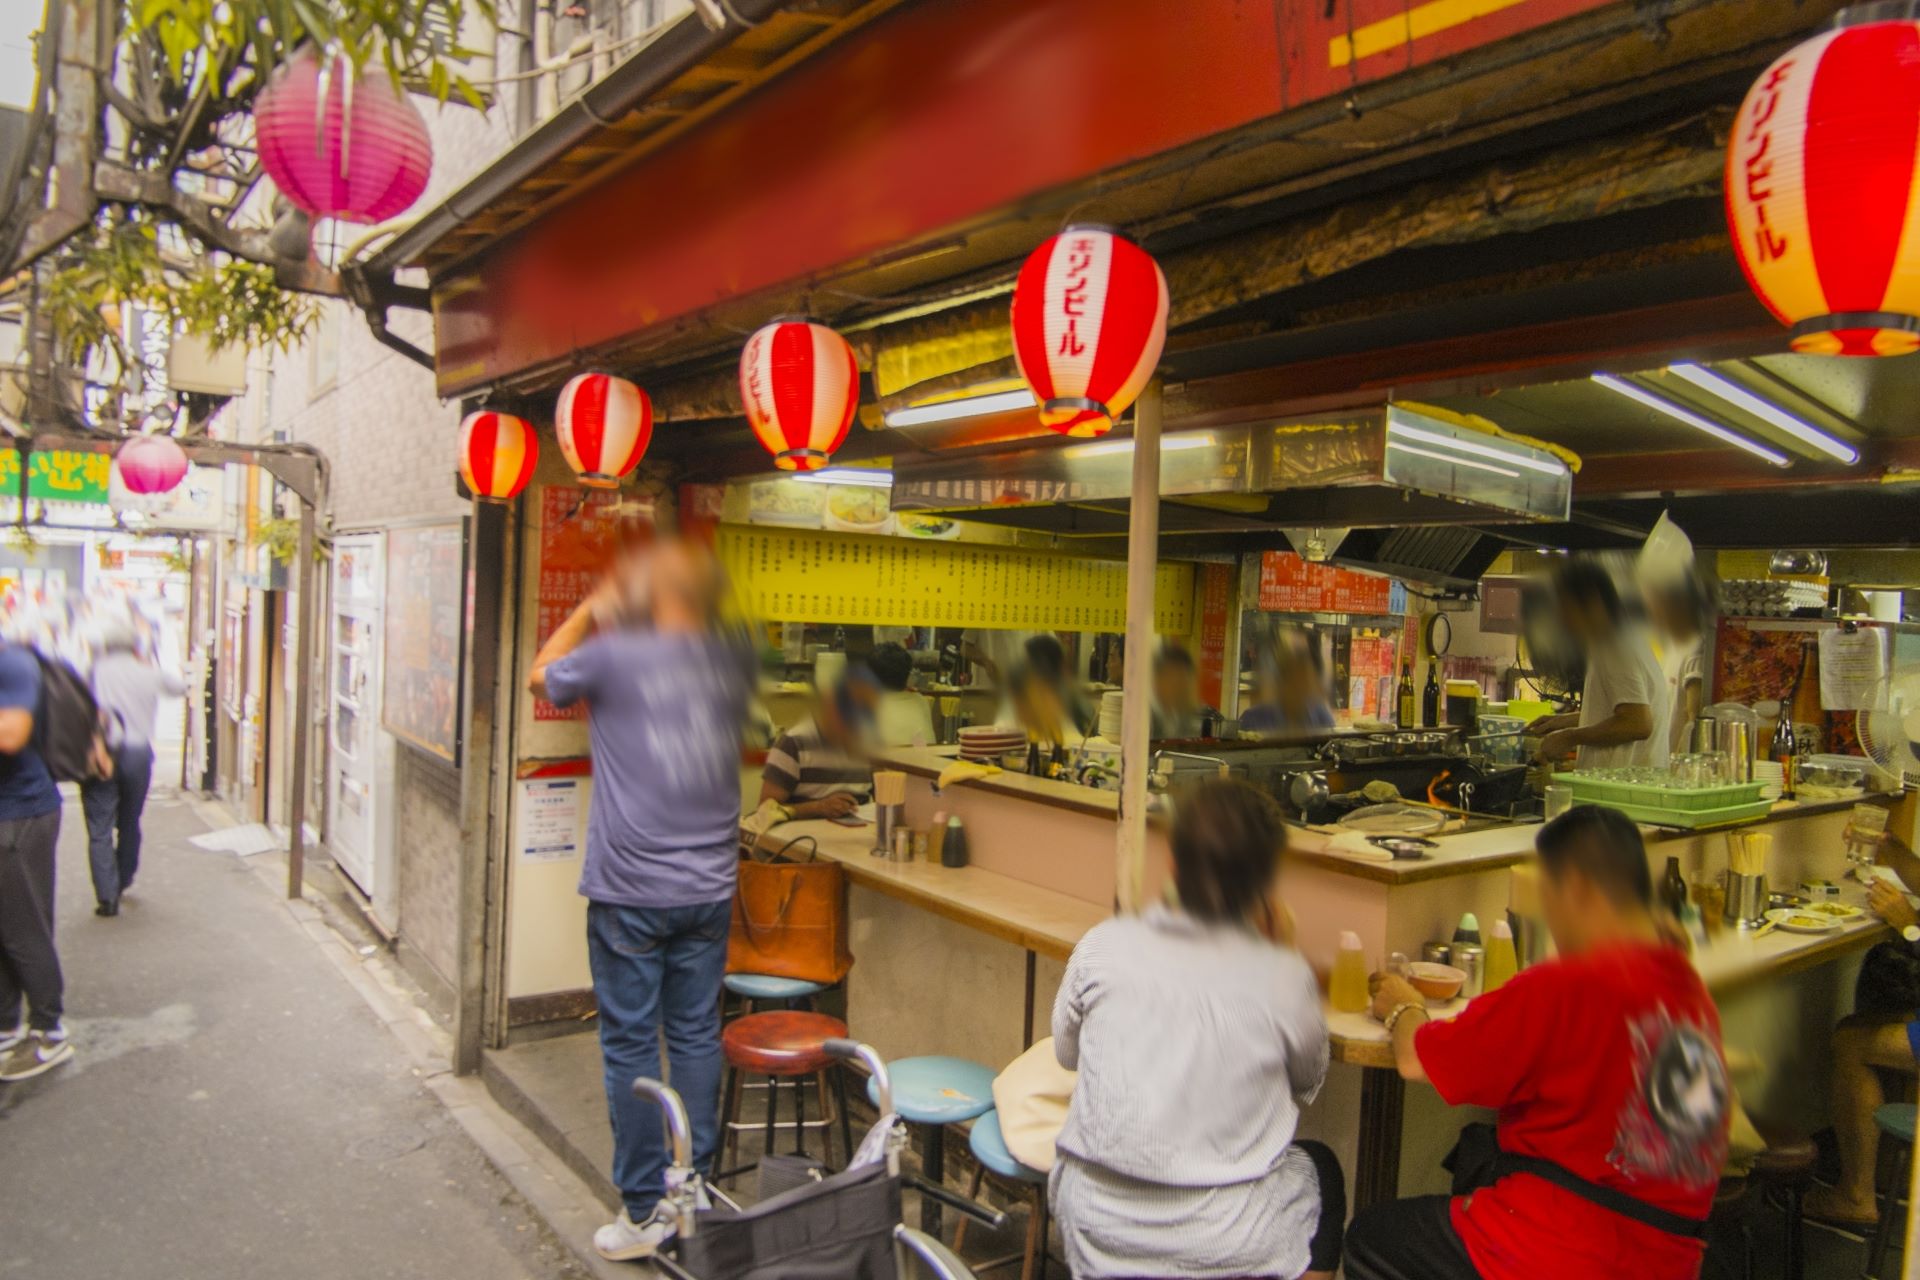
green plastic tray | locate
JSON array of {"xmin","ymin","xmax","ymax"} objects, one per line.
[
  {"xmin": 1578, "ymin": 796, "xmax": 1775, "ymax": 830},
  {"xmin": 1563, "ymin": 772, "xmax": 1765, "ymax": 813}
]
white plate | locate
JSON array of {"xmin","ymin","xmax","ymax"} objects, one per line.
[{"xmin": 1763, "ymin": 907, "xmax": 1844, "ymax": 934}]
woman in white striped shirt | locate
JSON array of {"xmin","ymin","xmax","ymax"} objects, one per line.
[{"xmin": 1051, "ymin": 778, "xmax": 1342, "ymax": 1279}]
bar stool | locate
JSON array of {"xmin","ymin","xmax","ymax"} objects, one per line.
[
  {"xmin": 1748, "ymin": 1137, "xmax": 1817, "ymax": 1280},
  {"xmin": 1867, "ymin": 1102, "xmax": 1916, "ymax": 1279},
  {"xmin": 867, "ymin": 1055, "xmax": 996, "ymax": 1234},
  {"xmin": 723, "ymin": 973, "xmax": 828, "ymax": 1012},
  {"xmin": 719, "ymin": 1011, "xmax": 853, "ymax": 1181},
  {"xmin": 953, "ymin": 1108, "xmax": 1050, "ymax": 1280}
]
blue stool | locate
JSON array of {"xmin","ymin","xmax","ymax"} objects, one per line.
[
  {"xmin": 868, "ymin": 1056, "xmax": 996, "ymax": 1234},
  {"xmin": 1868, "ymin": 1103, "xmax": 1915, "ymax": 1279},
  {"xmin": 956, "ymin": 1109, "xmax": 1049, "ymax": 1280},
  {"xmin": 724, "ymin": 973, "xmax": 828, "ymax": 1009}
]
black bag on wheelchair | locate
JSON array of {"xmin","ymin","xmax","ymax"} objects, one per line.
[{"xmin": 670, "ymin": 1158, "xmax": 902, "ymax": 1280}]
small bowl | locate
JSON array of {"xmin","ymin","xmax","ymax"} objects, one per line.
[{"xmin": 1407, "ymin": 962, "xmax": 1466, "ymax": 1002}]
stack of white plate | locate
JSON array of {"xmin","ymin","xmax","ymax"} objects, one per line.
[
  {"xmin": 958, "ymin": 725, "xmax": 1026, "ymax": 762},
  {"xmin": 1097, "ymin": 690, "xmax": 1126, "ymax": 740}
]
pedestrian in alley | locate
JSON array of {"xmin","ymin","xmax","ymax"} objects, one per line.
[
  {"xmin": 0, "ymin": 635, "xmax": 73, "ymax": 1081},
  {"xmin": 529, "ymin": 538, "xmax": 753, "ymax": 1263},
  {"xmin": 82, "ymin": 621, "xmax": 185, "ymax": 916}
]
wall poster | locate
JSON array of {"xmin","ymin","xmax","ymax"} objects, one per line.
[
  {"xmin": 381, "ymin": 521, "xmax": 468, "ymax": 763},
  {"xmin": 534, "ymin": 485, "xmax": 626, "ymax": 722}
]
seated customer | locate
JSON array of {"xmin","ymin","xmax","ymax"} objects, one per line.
[
  {"xmin": 1150, "ymin": 645, "xmax": 1216, "ymax": 739},
  {"xmin": 1804, "ymin": 835, "xmax": 1920, "ymax": 1227},
  {"xmin": 759, "ymin": 675, "xmax": 873, "ymax": 820},
  {"xmin": 1239, "ymin": 644, "xmax": 1334, "ymax": 735},
  {"xmin": 1349, "ymin": 804, "xmax": 1729, "ymax": 1280},
  {"xmin": 1051, "ymin": 778, "xmax": 1343, "ymax": 1280},
  {"xmin": 867, "ymin": 641, "xmax": 934, "ymax": 748}
]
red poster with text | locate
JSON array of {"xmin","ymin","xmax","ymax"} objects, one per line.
[
  {"xmin": 535, "ymin": 486, "xmax": 624, "ymax": 721},
  {"xmin": 1196, "ymin": 562, "xmax": 1234, "ymax": 710},
  {"xmin": 1258, "ymin": 551, "xmax": 1392, "ymax": 615}
]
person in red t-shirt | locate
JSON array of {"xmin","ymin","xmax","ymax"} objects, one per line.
[{"xmin": 1345, "ymin": 805, "xmax": 1730, "ymax": 1280}]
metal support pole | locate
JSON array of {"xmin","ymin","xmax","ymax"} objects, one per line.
[
  {"xmin": 455, "ymin": 502, "xmax": 508, "ymax": 1073},
  {"xmin": 1115, "ymin": 382, "xmax": 1162, "ymax": 915},
  {"xmin": 286, "ymin": 504, "xmax": 315, "ymax": 899}
]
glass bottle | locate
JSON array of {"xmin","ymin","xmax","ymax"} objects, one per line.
[
  {"xmin": 1771, "ymin": 702, "xmax": 1798, "ymax": 799},
  {"xmin": 1422, "ymin": 661, "xmax": 1441, "ymax": 728},
  {"xmin": 1330, "ymin": 931, "xmax": 1370, "ymax": 1013},
  {"xmin": 1790, "ymin": 640, "xmax": 1824, "ymax": 757},
  {"xmin": 1397, "ymin": 662, "xmax": 1416, "ymax": 729},
  {"xmin": 1661, "ymin": 856, "xmax": 1688, "ymax": 918},
  {"xmin": 1485, "ymin": 919, "xmax": 1519, "ymax": 992}
]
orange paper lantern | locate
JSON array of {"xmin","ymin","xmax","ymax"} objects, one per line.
[
  {"xmin": 1728, "ymin": 8, "xmax": 1920, "ymax": 355},
  {"xmin": 457, "ymin": 411, "xmax": 538, "ymax": 502}
]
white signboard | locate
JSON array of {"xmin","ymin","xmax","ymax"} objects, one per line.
[{"xmin": 521, "ymin": 778, "xmax": 582, "ymax": 863}]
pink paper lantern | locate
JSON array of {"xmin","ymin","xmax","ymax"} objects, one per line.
[
  {"xmin": 115, "ymin": 435, "xmax": 189, "ymax": 496},
  {"xmin": 253, "ymin": 47, "xmax": 433, "ymax": 224}
]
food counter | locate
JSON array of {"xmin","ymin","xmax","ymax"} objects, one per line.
[{"xmin": 752, "ymin": 744, "xmax": 1910, "ymax": 1210}]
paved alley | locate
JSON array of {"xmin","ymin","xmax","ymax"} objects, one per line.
[{"xmin": 0, "ymin": 785, "xmax": 591, "ymax": 1280}]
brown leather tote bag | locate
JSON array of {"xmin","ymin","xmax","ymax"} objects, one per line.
[{"xmin": 728, "ymin": 835, "xmax": 854, "ymax": 985}]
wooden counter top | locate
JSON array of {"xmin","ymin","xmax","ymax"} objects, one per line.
[{"xmin": 747, "ymin": 817, "xmax": 1105, "ymax": 961}]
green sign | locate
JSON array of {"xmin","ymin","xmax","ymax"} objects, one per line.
[{"xmin": 0, "ymin": 448, "xmax": 112, "ymax": 505}]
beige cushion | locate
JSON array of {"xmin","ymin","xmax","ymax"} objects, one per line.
[{"xmin": 990, "ymin": 1037, "xmax": 1077, "ymax": 1174}]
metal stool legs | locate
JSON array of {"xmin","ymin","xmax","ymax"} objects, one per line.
[{"xmin": 1867, "ymin": 1138, "xmax": 1912, "ymax": 1280}]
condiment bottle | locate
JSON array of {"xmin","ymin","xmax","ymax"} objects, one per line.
[
  {"xmin": 1484, "ymin": 919, "xmax": 1518, "ymax": 992},
  {"xmin": 1452, "ymin": 912, "xmax": 1482, "ymax": 947},
  {"xmin": 941, "ymin": 815, "xmax": 969, "ymax": 868},
  {"xmin": 1330, "ymin": 931, "xmax": 1370, "ymax": 1013},
  {"xmin": 1661, "ymin": 856, "xmax": 1688, "ymax": 918}
]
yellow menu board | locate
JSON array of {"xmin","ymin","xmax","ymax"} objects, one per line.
[{"xmin": 718, "ymin": 524, "xmax": 1193, "ymax": 634}]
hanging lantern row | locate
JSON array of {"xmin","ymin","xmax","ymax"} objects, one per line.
[
  {"xmin": 739, "ymin": 320, "xmax": 861, "ymax": 471},
  {"xmin": 457, "ymin": 411, "xmax": 539, "ymax": 503},
  {"xmin": 556, "ymin": 373, "xmax": 654, "ymax": 489},
  {"xmin": 1728, "ymin": 6, "xmax": 1920, "ymax": 356},
  {"xmin": 254, "ymin": 46, "xmax": 433, "ymax": 225},
  {"xmin": 1010, "ymin": 226, "xmax": 1170, "ymax": 437},
  {"xmin": 115, "ymin": 434, "xmax": 188, "ymax": 496}
]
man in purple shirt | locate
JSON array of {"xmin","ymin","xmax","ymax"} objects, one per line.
[{"xmin": 530, "ymin": 540, "xmax": 751, "ymax": 1262}]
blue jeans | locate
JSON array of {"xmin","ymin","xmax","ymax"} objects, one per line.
[
  {"xmin": 81, "ymin": 742, "xmax": 153, "ymax": 906},
  {"xmin": 586, "ymin": 898, "xmax": 732, "ymax": 1217}
]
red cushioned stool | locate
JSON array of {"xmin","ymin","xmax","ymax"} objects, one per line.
[{"xmin": 718, "ymin": 1010, "xmax": 854, "ymax": 1183}]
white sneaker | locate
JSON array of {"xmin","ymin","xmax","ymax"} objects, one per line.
[
  {"xmin": 0, "ymin": 1025, "xmax": 73, "ymax": 1082},
  {"xmin": 593, "ymin": 1207, "xmax": 674, "ymax": 1262},
  {"xmin": 0, "ymin": 1026, "xmax": 23, "ymax": 1055}
]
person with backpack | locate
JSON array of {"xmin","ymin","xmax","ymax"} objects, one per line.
[
  {"xmin": 0, "ymin": 636, "xmax": 74, "ymax": 1081},
  {"xmin": 82, "ymin": 622, "xmax": 184, "ymax": 915}
]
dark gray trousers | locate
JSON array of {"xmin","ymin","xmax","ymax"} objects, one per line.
[{"xmin": 0, "ymin": 809, "xmax": 64, "ymax": 1031}]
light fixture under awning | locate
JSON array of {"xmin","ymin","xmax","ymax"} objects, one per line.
[{"xmin": 889, "ymin": 404, "xmax": 1572, "ymax": 526}]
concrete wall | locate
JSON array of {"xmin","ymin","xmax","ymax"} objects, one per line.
[{"xmin": 395, "ymin": 744, "xmax": 467, "ymax": 993}]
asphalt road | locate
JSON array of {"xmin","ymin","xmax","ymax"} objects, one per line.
[{"xmin": 0, "ymin": 783, "xmax": 591, "ymax": 1280}]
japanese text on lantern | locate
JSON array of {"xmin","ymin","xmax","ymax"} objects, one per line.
[
  {"xmin": 1057, "ymin": 236, "xmax": 1096, "ymax": 357},
  {"xmin": 1739, "ymin": 59, "xmax": 1794, "ymax": 264}
]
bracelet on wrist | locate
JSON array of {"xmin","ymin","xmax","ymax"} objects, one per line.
[{"xmin": 1383, "ymin": 1001, "xmax": 1428, "ymax": 1035}]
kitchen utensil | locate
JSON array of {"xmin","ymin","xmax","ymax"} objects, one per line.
[
  {"xmin": 1725, "ymin": 870, "xmax": 1770, "ymax": 929},
  {"xmin": 1422, "ymin": 941, "xmax": 1453, "ymax": 966},
  {"xmin": 1338, "ymin": 802, "xmax": 1448, "ymax": 835},
  {"xmin": 1452, "ymin": 943, "xmax": 1485, "ymax": 997}
]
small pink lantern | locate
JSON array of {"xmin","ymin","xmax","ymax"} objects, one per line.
[
  {"xmin": 115, "ymin": 435, "xmax": 189, "ymax": 496},
  {"xmin": 253, "ymin": 47, "xmax": 433, "ymax": 224}
]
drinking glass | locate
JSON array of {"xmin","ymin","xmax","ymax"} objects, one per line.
[{"xmin": 1545, "ymin": 783, "xmax": 1573, "ymax": 819}]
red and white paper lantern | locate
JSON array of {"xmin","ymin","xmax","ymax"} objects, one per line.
[
  {"xmin": 1010, "ymin": 227, "xmax": 1169, "ymax": 437},
  {"xmin": 739, "ymin": 321, "xmax": 860, "ymax": 471},
  {"xmin": 457, "ymin": 411, "xmax": 538, "ymax": 503},
  {"xmin": 253, "ymin": 47, "xmax": 433, "ymax": 225},
  {"xmin": 1727, "ymin": 8, "xmax": 1920, "ymax": 356},
  {"xmin": 115, "ymin": 434, "xmax": 189, "ymax": 496},
  {"xmin": 555, "ymin": 373, "xmax": 652, "ymax": 489}
]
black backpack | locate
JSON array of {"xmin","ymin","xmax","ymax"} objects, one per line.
[{"xmin": 30, "ymin": 652, "xmax": 110, "ymax": 783}]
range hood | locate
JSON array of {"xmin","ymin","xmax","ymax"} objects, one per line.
[{"xmin": 890, "ymin": 404, "xmax": 1573, "ymax": 530}]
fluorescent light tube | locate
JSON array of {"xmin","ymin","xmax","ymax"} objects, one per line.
[
  {"xmin": 790, "ymin": 467, "xmax": 893, "ymax": 487},
  {"xmin": 1386, "ymin": 421, "xmax": 1566, "ymax": 476},
  {"xmin": 1062, "ymin": 434, "xmax": 1216, "ymax": 460},
  {"xmin": 1665, "ymin": 364, "xmax": 1859, "ymax": 464},
  {"xmin": 883, "ymin": 388, "xmax": 1037, "ymax": 429},
  {"xmin": 1591, "ymin": 374, "xmax": 1791, "ymax": 468},
  {"xmin": 1386, "ymin": 440, "xmax": 1520, "ymax": 479}
]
